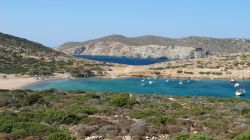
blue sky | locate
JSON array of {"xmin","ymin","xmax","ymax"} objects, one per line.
[{"xmin": 0, "ymin": 0, "xmax": 249, "ymax": 47}]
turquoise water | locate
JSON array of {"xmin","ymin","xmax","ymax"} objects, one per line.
[
  {"xmin": 24, "ymin": 78, "xmax": 250, "ymax": 99},
  {"xmin": 75, "ymin": 55, "xmax": 169, "ymax": 65}
]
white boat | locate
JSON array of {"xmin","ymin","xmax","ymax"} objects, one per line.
[
  {"xmin": 235, "ymin": 68, "xmax": 246, "ymax": 96},
  {"xmin": 235, "ymin": 89, "xmax": 246, "ymax": 96},
  {"xmin": 179, "ymin": 80, "xmax": 183, "ymax": 85},
  {"xmin": 165, "ymin": 79, "xmax": 169, "ymax": 83},
  {"xmin": 147, "ymin": 77, "xmax": 151, "ymax": 80},
  {"xmin": 234, "ymin": 82, "xmax": 240, "ymax": 88},
  {"xmin": 154, "ymin": 76, "xmax": 157, "ymax": 79},
  {"xmin": 149, "ymin": 81, "xmax": 153, "ymax": 84},
  {"xmin": 141, "ymin": 79, "xmax": 145, "ymax": 82},
  {"xmin": 230, "ymin": 78, "xmax": 236, "ymax": 83}
]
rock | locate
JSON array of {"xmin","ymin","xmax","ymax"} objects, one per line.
[
  {"xmin": 98, "ymin": 124, "xmax": 120, "ymax": 137},
  {"xmin": 58, "ymin": 43, "xmax": 205, "ymax": 60},
  {"xmin": 85, "ymin": 136, "xmax": 103, "ymax": 140},
  {"xmin": 167, "ymin": 126, "xmax": 182, "ymax": 133},
  {"xmin": 70, "ymin": 124, "xmax": 99, "ymax": 137},
  {"xmin": 0, "ymin": 133, "xmax": 13, "ymax": 140},
  {"xmin": 129, "ymin": 123, "xmax": 148, "ymax": 136},
  {"xmin": 131, "ymin": 135, "xmax": 143, "ymax": 140}
]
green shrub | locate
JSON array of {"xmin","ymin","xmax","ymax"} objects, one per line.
[
  {"xmin": 171, "ymin": 102, "xmax": 182, "ymax": 110},
  {"xmin": 41, "ymin": 109, "xmax": 66, "ymax": 124},
  {"xmin": 234, "ymin": 131, "xmax": 250, "ymax": 140},
  {"xmin": 171, "ymin": 132, "xmax": 214, "ymax": 140},
  {"xmin": 22, "ymin": 94, "xmax": 43, "ymax": 106},
  {"xmin": 177, "ymin": 71, "xmax": 183, "ymax": 74},
  {"xmin": 199, "ymin": 72, "xmax": 211, "ymax": 75},
  {"xmin": 189, "ymin": 133, "xmax": 214, "ymax": 140},
  {"xmin": 47, "ymin": 132, "xmax": 75, "ymax": 140},
  {"xmin": 130, "ymin": 109, "xmax": 157, "ymax": 119},
  {"xmin": 171, "ymin": 132, "xmax": 190, "ymax": 140},
  {"xmin": 110, "ymin": 95, "xmax": 136, "ymax": 107},
  {"xmin": 82, "ymin": 107, "xmax": 99, "ymax": 115},
  {"xmin": 147, "ymin": 115, "xmax": 176, "ymax": 125},
  {"xmin": 184, "ymin": 71, "xmax": 194, "ymax": 74},
  {"xmin": 211, "ymin": 72, "xmax": 223, "ymax": 75},
  {"xmin": 204, "ymin": 118, "xmax": 229, "ymax": 130},
  {"xmin": 61, "ymin": 114, "xmax": 81, "ymax": 125}
]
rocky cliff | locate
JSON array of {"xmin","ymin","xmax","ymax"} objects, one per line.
[{"xmin": 57, "ymin": 35, "xmax": 250, "ymax": 60}]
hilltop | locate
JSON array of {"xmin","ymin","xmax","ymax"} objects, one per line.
[
  {"xmin": 0, "ymin": 32, "xmax": 108, "ymax": 76},
  {"xmin": 57, "ymin": 35, "xmax": 250, "ymax": 59}
]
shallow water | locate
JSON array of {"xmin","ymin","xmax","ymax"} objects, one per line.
[
  {"xmin": 24, "ymin": 78, "xmax": 250, "ymax": 99},
  {"xmin": 75, "ymin": 55, "xmax": 169, "ymax": 65}
]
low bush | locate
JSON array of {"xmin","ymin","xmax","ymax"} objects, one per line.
[
  {"xmin": 47, "ymin": 132, "xmax": 75, "ymax": 140},
  {"xmin": 234, "ymin": 131, "xmax": 250, "ymax": 140},
  {"xmin": 171, "ymin": 132, "xmax": 214, "ymax": 140},
  {"xmin": 110, "ymin": 95, "xmax": 136, "ymax": 107}
]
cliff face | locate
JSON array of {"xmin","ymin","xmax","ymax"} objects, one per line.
[{"xmin": 57, "ymin": 35, "xmax": 250, "ymax": 60}]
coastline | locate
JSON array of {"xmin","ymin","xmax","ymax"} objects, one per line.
[
  {"xmin": 98, "ymin": 65, "xmax": 250, "ymax": 80},
  {"xmin": 1, "ymin": 64, "xmax": 249, "ymax": 90},
  {"xmin": 0, "ymin": 76, "xmax": 42, "ymax": 90},
  {"xmin": 0, "ymin": 73, "xmax": 72, "ymax": 90}
]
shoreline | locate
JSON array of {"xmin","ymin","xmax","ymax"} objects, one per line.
[
  {"xmin": 0, "ymin": 65, "xmax": 250, "ymax": 90},
  {"xmin": 0, "ymin": 74, "xmax": 72, "ymax": 90},
  {"xmin": 0, "ymin": 74, "xmax": 246, "ymax": 90},
  {"xmin": 0, "ymin": 76, "xmax": 43, "ymax": 90}
]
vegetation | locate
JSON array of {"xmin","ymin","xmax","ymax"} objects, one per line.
[
  {"xmin": 0, "ymin": 89, "xmax": 249, "ymax": 139},
  {"xmin": 0, "ymin": 32, "xmax": 108, "ymax": 76}
]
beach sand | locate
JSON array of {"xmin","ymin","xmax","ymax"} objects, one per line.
[
  {"xmin": 0, "ymin": 73, "xmax": 71, "ymax": 90},
  {"xmin": 0, "ymin": 76, "xmax": 39, "ymax": 90}
]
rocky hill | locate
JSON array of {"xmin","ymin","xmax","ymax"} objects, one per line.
[
  {"xmin": 0, "ymin": 32, "xmax": 107, "ymax": 76},
  {"xmin": 57, "ymin": 35, "xmax": 250, "ymax": 60}
]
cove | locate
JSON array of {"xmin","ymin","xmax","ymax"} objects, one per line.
[
  {"xmin": 75, "ymin": 55, "xmax": 169, "ymax": 65},
  {"xmin": 24, "ymin": 78, "xmax": 250, "ymax": 99}
]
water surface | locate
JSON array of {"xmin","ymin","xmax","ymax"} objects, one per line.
[
  {"xmin": 75, "ymin": 55, "xmax": 169, "ymax": 65},
  {"xmin": 24, "ymin": 78, "xmax": 250, "ymax": 99}
]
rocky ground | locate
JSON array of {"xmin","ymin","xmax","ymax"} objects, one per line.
[
  {"xmin": 57, "ymin": 35, "xmax": 250, "ymax": 60},
  {"xmin": 0, "ymin": 89, "xmax": 249, "ymax": 140}
]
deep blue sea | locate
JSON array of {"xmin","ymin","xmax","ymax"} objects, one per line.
[
  {"xmin": 75, "ymin": 55, "xmax": 169, "ymax": 65},
  {"xmin": 24, "ymin": 78, "xmax": 250, "ymax": 99}
]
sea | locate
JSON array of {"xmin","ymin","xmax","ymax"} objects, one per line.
[
  {"xmin": 24, "ymin": 78, "xmax": 250, "ymax": 99},
  {"xmin": 75, "ymin": 55, "xmax": 169, "ymax": 65}
]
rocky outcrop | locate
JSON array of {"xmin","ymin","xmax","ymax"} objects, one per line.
[{"xmin": 57, "ymin": 35, "xmax": 250, "ymax": 60}]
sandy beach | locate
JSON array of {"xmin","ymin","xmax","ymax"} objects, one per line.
[
  {"xmin": 0, "ymin": 76, "xmax": 40, "ymax": 90},
  {"xmin": 0, "ymin": 73, "xmax": 72, "ymax": 90}
]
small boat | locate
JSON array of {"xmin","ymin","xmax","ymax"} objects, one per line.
[
  {"xmin": 234, "ymin": 82, "xmax": 240, "ymax": 88},
  {"xmin": 147, "ymin": 77, "xmax": 151, "ymax": 80},
  {"xmin": 230, "ymin": 78, "xmax": 236, "ymax": 83},
  {"xmin": 141, "ymin": 79, "xmax": 145, "ymax": 82},
  {"xmin": 235, "ymin": 89, "xmax": 246, "ymax": 96},
  {"xmin": 154, "ymin": 76, "xmax": 157, "ymax": 79},
  {"xmin": 235, "ymin": 68, "xmax": 246, "ymax": 96},
  {"xmin": 165, "ymin": 79, "xmax": 169, "ymax": 83},
  {"xmin": 149, "ymin": 81, "xmax": 153, "ymax": 84},
  {"xmin": 179, "ymin": 80, "xmax": 183, "ymax": 85}
]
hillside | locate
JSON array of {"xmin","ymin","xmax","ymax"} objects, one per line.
[
  {"xmin": 0, "ymin": 89, "xmax": 249, "ymax": 139},
  {"xmin": 57, "ymin": 35, "xmax": 250, "ymax": 59},
  {"xmin": 0, "ymin": 32, "xmax": 107, "ymax": 76}
]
